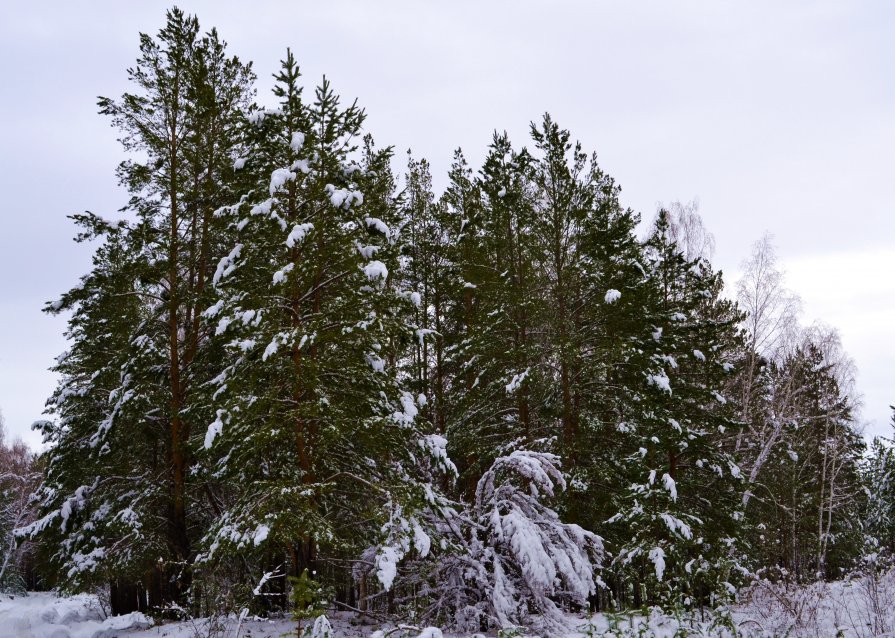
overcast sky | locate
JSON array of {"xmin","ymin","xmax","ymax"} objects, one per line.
[{"xmin": 1, "ymin": 1, "xmax": 892, "ymax": 448}]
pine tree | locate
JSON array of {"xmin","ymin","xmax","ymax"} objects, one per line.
[
  {"xmin": 446, "ymin": 133, "xmax": 547, "ymax": 491},
  {"xmin": 23, "ymin": 9, "xmax": 878, "ymax": 623},
  {"xmin": 427, "ymin": 451, "xmax": 603, "ymax": 635},
  {"xmin": 522, "ymin": 115, "xmax": 651, "ymax": 538},
  {"xmin": 864, "ymin": 411, "xmax": 895, "ymax": 554},
  {"xmin": 398, "ymin": 154, "xmax": 453, "ymax": 434},
  {"xmin": 23, "ymin": 215, "xmax": 156, "ymax": 594},
  {"xmin": 610, "ymin": 211, "xmax": 745, "ymax": 608},
  {"xmin": 199, "ymin": 52, "xmax": 451, "ymax": 600},
  {"xmin": 26, "ymin": 9, "xmax": 254, "ymax": 608}
]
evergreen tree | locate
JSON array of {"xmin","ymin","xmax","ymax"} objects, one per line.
[
  {"xmin": 610, "ymin": 211, "xmax": 745, "ymax": 607},
  {"xmin": 522, "ymin": 115, "xmax": 651, "ymax": 538},
  {"xmin": 23, "ymin": 215, "xmax": 156, "ymax": 593},
  {"xmin": 26, "ymin": 9, "xmax": 254, "ymax": 608},
  {"xmin": 398, "ymin": 154, "xmax": 454, "ymax": 434},
  {"xmin": 199, "ymin": 52, "xmax": 451, "ymax": 600},
  {"xmin": 864, "ymin": 410, "xmax": 895, "ymax": 555},
  {"xmin": 21, "ymin": 8, "xmax": 880, "ymax": 626},
  {"xmin": 446, "ymin": 133, "xmax": 547, "ymax": 490}
]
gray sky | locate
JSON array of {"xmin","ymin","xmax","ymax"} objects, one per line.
[{"xmin": 1, "ymin": 1, "xmax": 892, "ymax": 449}]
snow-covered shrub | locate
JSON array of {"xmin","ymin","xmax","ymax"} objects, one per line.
[
  {"xmin": 739, "ymin": 571, "xmax": 827, "ymax": 637},
  {"xmin": 426, "ymin": 450, "xmax": 604, "ymax": 635},
  {"xmin": 303, "ymin": 614, "xmax": 334, "ymax": 638}
]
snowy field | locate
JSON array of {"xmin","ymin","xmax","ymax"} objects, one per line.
[{"xmin": 4, "ymin": 575, "xmax": 895, "ymax": 638}]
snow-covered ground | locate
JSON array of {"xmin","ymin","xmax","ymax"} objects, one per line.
[
  {"xmin": 0, "ymin": 592, "xmax": 740, "ymax": 638},
  {"xmin": 0, "ymin": 592, "xmax": 152, "ymax": 638},
  {"xmin": 0, "ymin": 593, "xmax": 407, "ymax": 638},
  {"xmin": 4, "ymin": 576, "xmax": 895, "ymax": 638}
]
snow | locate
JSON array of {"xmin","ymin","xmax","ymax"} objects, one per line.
[
  {"xmin": 362, "ymin": 260, "xmax": 389, "ymax": 282},
  {"xmin": 365, "ymin": 217, "xmax": 391, "ymax": 239},
  {"xmin": 307, "ymin": 615, "xmax": 333, "ymax": 638},
  {"xmin": 375, "ymin": 546, "xmax": 399, "ymax": 591},
  {"xmin": 366, "ymin": 353, "xmax": 386, "ymax": 372},
  {"xmin": 285, "ymin": 222, "xmax": 313, "ymax": 248},
  {"xmin": 648, "ymin": 546, "xmax": 666, "ymax": 581},
  {"xmin": 460, "ymin": 450, "xmax": 604, "ymax": 630},
  {"xmin": 661, "ymin": 473, "xmax": 677, "ymax": 501},
  {"xmin": 658, "ymin": 354, "xmax": 678, "ymax": 368},
  {"xmin": 391, "ymin": 391, "xmax": 419, "ymax": 426},
  {"xmin": 204, "ymin": 410, "xmax": 226, "ymax": 449},
  {"xmin": 604, "ymin": 289, "xmax": 621, "ymax": 304},
  {"xmin": 200, "ymin": 301, "xmax": 222, "ymax": 322},
  {"xmin": 693, "ymin": 349, "xmax": 706, "ymax": 361},
  {"xmin": 0, "ymin": 592, "xmax": 152, "ymax": 638},
  {"xmin": 0, "ymin": 594, "xmax": 424, "ymax": 638},
  {"xmin": 52, "ymin": 485, "xmax": 91, "ymax": 536},
  {"xmin": 251, "ymin": 198, "xmax": 274, "ymax": 216},
  {"xmin": 326, "ymin": 184, "xmax": 363, "ymax": 208},
  {"xmin": 659, "ymin": 513, "xmax": 692, "ymax": 540},
  {"xmin": 412, "ymin": 520, "xmax": 432, "ymax": 558},
  {"xmin": 290, "ymin": 131, "xmax": 305, "ymax": 151},
  {"xmin": 67, "ymin": 547, "xmax": 105, "ymax": 579},
  {"xmin": 11, "ymin": 581, "xmax": 891, "ymax": 638},
  {"xmin": 415, "ymin": 328, "xmax": 436, "ymax": 346},
  {"xmin": 253, "ymin": 524, "xmax": 270, "ymax": 546},
  {"xmin": 357, "ymin": 244, "xmax": 379, "ymax": 259},
  {"xmin": 647, "ymin": 371, "xmax": 672, "ymax": 394},
  {"xmin": 342, "ymin": 161, "xmax": 361, "ymax": 177},
  {"xmin": 272, "ymin": 262, "xmax": 294, "ymax": 284},
  {"xmin": 233, "ymin": 157, "xmax": 247, "ymax": 170},
  {"xmin": 213, "ymin": 243, "xmax": 243, "ymax": 285},
  {"xmin": 269, "ymin": 168, "xmax": 296, "ymax": 196},
  {"xmin": 216, "ymin": 316, "xmax": 233, "ymax": 335},
  {"xmin": 505, "ymin": 369, "xmax": 529, "ymax": 394},
  {"xmin": 262, "ymin": 339, "xmax": 279, "ymax": 361},
  {"xmin": 252, "ymin": 569, "xmax": 280, "ymax": 597},
  {"xmin": 419, "ymin": 433, "xmax": 458, "ymax": 476}
]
